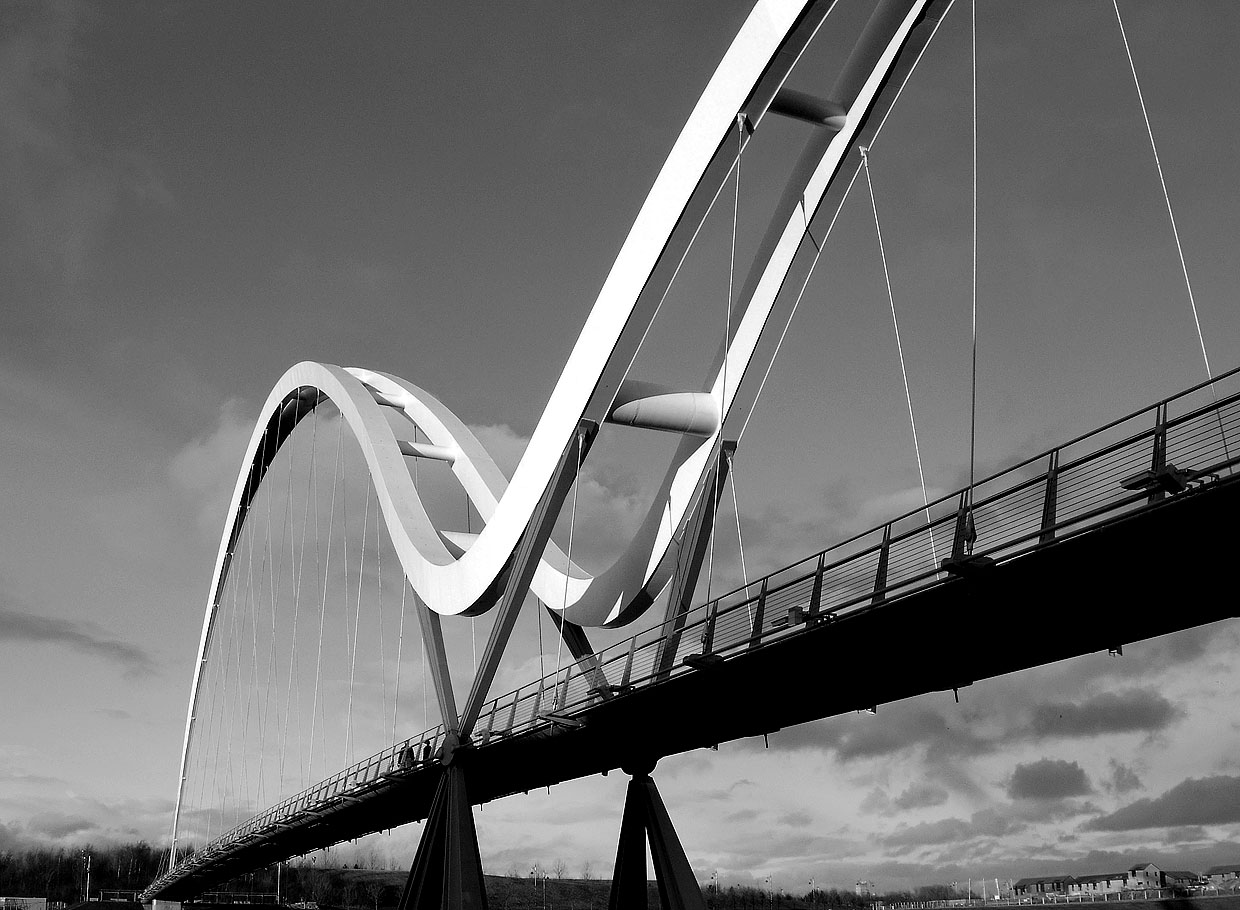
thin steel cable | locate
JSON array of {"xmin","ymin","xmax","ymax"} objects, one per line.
[
  {"xmin": 239, "ymin": 447, "xmax": 260, "ymax": 824},
  {"xmin": 467, "ymin": 492, "xmax": 476, "ymax": 681},
  {"xmin": 376, "ymin": 486, "xmax": 388, "ymax": 742},
  {"xmin": 255, "ymin": 416, "xmax": 281, "ymax": 808},
  {"xmin": 727, "ymin": 454, "xmax": 753, "ymax": 626},
  {"xmin": 1112, "ymin": 0, "xmax": 1211, "ymax": 381},
  {"xmin": 861, "ymin": 148, "xmax": 939, "ymax": 567},
  {"xmin": 738, "ymin": 0, "xmax": 959, "ymax": 441},
  {"xmin": 308, "ymin": 413, "xmax": 342, "ymax": 784},
  {"xmin": 555, "ymin": 433, "xmax": 584, "ymax": 680},
  {"xmin": 1112, "ymin": 0, "xmax": 1230, "ymax": 465},
  {"xmin": 392, "ymin": 578, "xmax": 407, "ymax": 742},
  {"xmin": 281, "ymin": 408, "xmax": 316, "ymax": 789},
  {"xmin": 276, "ymin": 404, "xmax": 300, "ymax": 792},
  {"xmin": 707, "ymin": 117, "xmax": 745, "ymax": 604},
  {"xmin": 345, "ymin": 481, "xmax": 372, "ymax": 765},
  {"xmin": 969, "ymin": 0, "xmax": 979, "ymax": 498}
]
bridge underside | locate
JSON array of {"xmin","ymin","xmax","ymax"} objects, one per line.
[{"xmin": 155, "ymin": 473, "xmax": 1240, "ymax": 899}]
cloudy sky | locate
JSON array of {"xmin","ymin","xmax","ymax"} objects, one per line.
[{"xmin": 4, "ymin": 0, "xmax": 1240, "ymax": 896}]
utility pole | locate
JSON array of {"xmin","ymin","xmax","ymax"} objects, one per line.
[{"xmin": 82, "ymin": 852, "xmax": 92, "ymax": 904}]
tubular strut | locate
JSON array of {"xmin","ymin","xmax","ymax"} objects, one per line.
[
  {"xmin": 610, "ymin": 771, "xmax": 706, "ymax": 910},
  {"xmin": 398, "ymin": 764, "xmax": 486, "ymax": 910}
]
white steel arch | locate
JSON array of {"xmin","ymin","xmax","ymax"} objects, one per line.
[{"xmin": 171, "ymin": 0, "xmax": 952, "ymax": 862}]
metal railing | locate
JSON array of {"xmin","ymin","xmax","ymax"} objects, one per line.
[{"xmin": 148, "ymin": 366, "xmax": 1240, "ymax": 897}]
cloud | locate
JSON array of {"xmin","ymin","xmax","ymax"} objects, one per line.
[
  {"xmin": 761, "ymin": 706, "xmax": 991, "ymax": 766},
  {"xmin": 1007, "ymin": 759, "xmax": 1092, "ymax": 800},
  {"xmin": 1104, "ymin": 759, "xmax": 1142, "ymax": 795},
  {"xmin": 892, "ymin": 782, "xmax": 950, "ymax": 812},
  {"xmin": 1029, "ymin": 689, "xmax": 1179, "ymax": 738},
  {"xmin": 1084, "ymin": 775, "xmax": 1240, "ymax": 831},
  {"xmin": 881, "ymin": 809, "xmax": 1025, "ymax": 850},
  {"xmin": 0, "ymin": 606, "xmax": 156, "ymax": 677}
]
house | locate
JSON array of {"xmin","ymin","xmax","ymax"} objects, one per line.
[
  {"xmin": 1126, "ymin": 863, "xmax": 1163, "ymax": 889},
  {"xmin": 1014, "ymin": 876, "xmax": 1075, "ymax": 896},
  {"xmin": 1072, "ymin": 873, "xmax": 1126, "ymax": 895},
  {"xmin": 1163, "ymin": 871, "xmax": 1199, "ymax": 889},
  {"xmin": 1205, "ymin": 865, "xmax": 1240, "ymax": 886}
]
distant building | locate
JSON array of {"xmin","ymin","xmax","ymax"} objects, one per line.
[
  {"xmin": 1072, "ymin": 873, "xmax": 1126, "ymax": 895},
  {"xmin": 1125, "ymin": 863, "xmax": 1163, "ymax": 888},
  {"xmin": 856, "ymin": 881, "xmax": 876, "ymax": 898},
  {"xmin": 1164, "ymin": 871, "xmax": 1199, "ymax": 888},
  {"xmin": 1205, "ymin": 865, "xmax": 1240, "ymax": 886},
  {"xmin": 1014, "ymin": 876, "xmax": 1075, "ymax": 896}
]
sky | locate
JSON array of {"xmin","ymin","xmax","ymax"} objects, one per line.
[{"xmin": 4, "ymin": 0, "xmax": 1240, "ymax": 897}]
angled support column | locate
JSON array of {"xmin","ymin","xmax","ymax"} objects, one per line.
[
  {"xmin": 546, "ymin": 608, "xmax": 613, "ymax": 700},
  {"xmin": 653, "ymin": 441, "xmax": 733, "ymax": 680},
  {"xmin": 413, "ymin": 587, "xmax": 459, "ymax": 733},
  {"xmin": 459, "ymin": 420, "xmax": 599, "ymax": 737},
  {"xmin": 609, "ymin": 768, "xmax": 706, "ymax": 910},
  {"xmin": 398, "ymin": 763, "xmax": 487, "ymax": 910}
]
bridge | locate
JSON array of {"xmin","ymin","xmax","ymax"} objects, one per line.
[{"xmin": 142, "ymin": 1, "xmax": 1238, "ymax": 908}]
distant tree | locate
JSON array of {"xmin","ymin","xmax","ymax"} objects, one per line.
[
  {"xmin": 363, "ymin": 877, "xmax": 386, "ymax": 910},
  {"xmin": 552, "ymin": 859, "xmax": 567, "ymax": 879},
  {"xmin": 582, "ymin": 860, "xmax": 593, "ymax": 881}
]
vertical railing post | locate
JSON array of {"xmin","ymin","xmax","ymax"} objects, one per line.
[
  {"xmin": 1150, "ymin": 401, "xmax": 1169, "ymax": 503},
  {"xmin": 506, "ymin": 691, "xmax": 519, "ymax": 733},
  {"xmin": 701, "ymin": 601, "xmax": 718, "ymax": 654},
  {"xmin": 872, "ymin": 524, "xmax": 891, "ymax": 605},
  {"xmin": 807, "ymin": 552, "xmax": 825, "ymax": 618},
  {"xmin": 1039, "ymin": 450, "xmax": 1059, "ymax": 544},
  {"xmin": 949, "ymin": 491, "xmax": 973, "ymax": 561},
  {"xmin": 620, "ymin": 636, "xmax": 636, "ymax": 690},
  {"xmin": 748, "ymin": 579, "xmax": 767, "ymax": 648}
]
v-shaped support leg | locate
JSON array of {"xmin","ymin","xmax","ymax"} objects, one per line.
[
  {"xmin": 399, "ymin": 764, "xmax": 488, "ymax": 910},
  {"xmin": 608, "ymin": 771, "xmax": 705, "ymax": 910}
]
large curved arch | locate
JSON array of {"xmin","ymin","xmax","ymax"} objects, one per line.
[{"xmin": 171, "ymin": 0, "xmax": 953, "ymax": 861}]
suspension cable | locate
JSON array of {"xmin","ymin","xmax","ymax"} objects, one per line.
[
  {"xmin": 308, "ymin": 413, "xmax": 341, "ymax": 784},
  {"xmin": 706, "ymin": 115, "xmax": 746, "ymax": 604},
  {"xmin": 1112, "ymin": 0, "xmax": 1213, "ymax": 383},
  {"xmin": 345, "ymin": 481, "xmax": 371, "ymax": 765},
  {"xmin": 376, "ymin": 487, "xmax": 387, "ymax": 740},
  {"xmin": 739, "ymin": 0, "xmax": 959, "ymax": 442},
  {"xmin": 726, "ymin": 452, "xmax": 753, "ymax": 627},
  {"xmin": 861, "ymin": 147, "xmax": 938, "ymax": 566},
  {"xmin": 969, "ymin": 0, "xmax": 979, "ymax": 498},
  {"xmin": 1112, "ymin": 0, "xmax": 1229, "ymax": 466},
  {"xmin": 392, "ymin": 577, "xmax": 407, "ymax": 742},
  {"xmin": 555, "ymin": 432, "xmax": 584, "ymax": 681}
]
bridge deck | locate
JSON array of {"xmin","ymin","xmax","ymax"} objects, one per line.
[
  {"xmin": 145, "ymin": 369, "xmax": 1240, "ymax": 899},
  {"xmin": 147, "ymin": 465, "xmax": 1240, "ymax": 899}
]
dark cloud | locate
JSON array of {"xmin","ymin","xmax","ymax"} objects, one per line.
[
  {"xmin": 762, "ymin": 707, "xmax": 990, "ymax": 764},
  {"xmin": 1029, "ymin": 689, "xmax": 1179, "ymax": 738},
  {"xmin": 0, "ymin": 607, "xmax": 156, "ymax": 677},
  {"xmin": 26, "ymin": 812, "xmax": 98, "ymax": 840},
  {"xmin": 1085, "ymin": 775, "xmax": 1240, "ymax": 831},
  {"xmin": 1008, "ymin": 759, "xmax": 1092, "ymax": 800},
  {"xmin": 881, "ymin": 809, "xmax": 1025, "ymax": 850},
  {"xmin": 778, "ymin": 811, "xmax": 813, "ymax": 828},
  {"xmin": 892, "ymin": 782, "xmax": 949, "ymax": 812}
]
